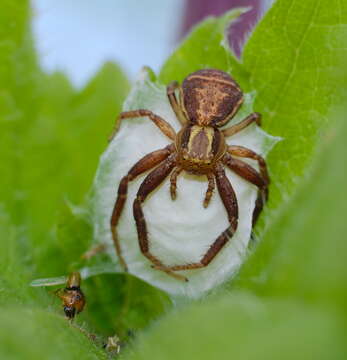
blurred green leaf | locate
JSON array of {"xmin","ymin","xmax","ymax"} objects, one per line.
[
  {"xmin": 0, "ymin": 308, "xmax": 106, "ymax": 360},
  {"xmin": 81, "ymin": 274, "xmax": 170, "ymax": 338},
  {"xmin": 122, "ymin": 293, "xmax": 345, "ymax": 360},
  {"xmin": 235, "ymin": 113, "xmax": 347, "ymax": 311},
  {"xmin": 0, "ymin": 0, "xmax": 136, "ymax": 356}
]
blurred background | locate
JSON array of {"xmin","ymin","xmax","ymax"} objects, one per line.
[{"xmin": 32, "ymin": 0, "xmax": 270, "ymax": 87}]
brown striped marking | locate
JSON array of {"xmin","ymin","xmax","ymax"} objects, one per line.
[{"xmin": 182, "ymin": 69, "xmax": 244, "ymax": 127}]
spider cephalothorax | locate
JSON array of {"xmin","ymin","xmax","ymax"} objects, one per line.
[{"xmin": 110, "ymin": 69, "xmax": 269, "ymax": 282}]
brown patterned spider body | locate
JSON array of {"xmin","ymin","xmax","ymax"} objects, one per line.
[{"xmin": 110, "ymin": 69, "xmax": 269, "ymax": 282}]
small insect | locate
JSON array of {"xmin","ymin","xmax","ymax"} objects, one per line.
[
  {"xmin": 55, "ymin": 272, "xmax": 86, "ymax": 319},
  {"xmin": 110, "ymin": 69, "xmax": 269, "ymax": 281},
  {"xmin": 103, "ymin": 334, "xmax": 121, "ymax": 355}
]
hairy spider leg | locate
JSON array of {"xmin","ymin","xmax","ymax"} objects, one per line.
[
  {"xmin": 222, "ymin": 112, "xmax": 261, "ymax": 137},
  {"xmin": 223, "ymin": 150, "xmax": 268, "ymax": 226},
  {"xmin": 133, "ymin": 153, "xmax": 188, "ymax": 282},
  {"xmin": 167, "ymin": 81, "xmax": 187, "ymax": 126},
  {"xmin": 158, "ymin": 163, "xmax": 238, "ymax": 272},
  {"xmin": 111, "ymin": 144, "xmax": 175, "ymax": 271},
  {"xmin": 203, "ymin": 173, "xmax": 215, "ymax": 208},
  {"xmin": 109, "ymin": 109, "xmax": 176, "ymax": 142}
]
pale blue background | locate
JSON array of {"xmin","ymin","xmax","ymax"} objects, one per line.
[{"xmin": 32, "ymin": 0, "xmax": 184, "ymax": 87}]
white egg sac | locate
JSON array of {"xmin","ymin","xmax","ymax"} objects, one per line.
[{"xmin": 91, "ymin": 68, "xmax": 279, "ymax": 299}]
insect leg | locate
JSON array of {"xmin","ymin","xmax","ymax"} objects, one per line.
[
  {"xmin": 109, "ymin": 109, "xmax": 176, "ymax": 141},
  {"xmin": 163, "ymin": 163, "xmax": 238, "ymax": 271},
  {"xmin": 111, "ymin": 144, "xmax": 174, "ymax": 270},
  {"xmin": 223, "ymin": 151, "xmax": 268, "ymax": 226},
  {"xmin": 222, "ymin": 112, "xmax": 261, "ymax": 137},
  {"xmin": 167, "ymin": 81, "xmax": 187, "ymax": 126}
]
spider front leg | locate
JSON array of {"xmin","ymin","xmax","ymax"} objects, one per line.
[
  {"xmin": 223, "ymin": 149, "xmax": 268, "ymax": 225},
  {"xmin": 109, "ymin": 109, "xmax": 176, "ymax": 142},
  {"xmin": 110, "ymin": 144, "xmax": 175, "ymax": 270},
  {"xmin": 222, "ymin": 112, "xmax": 261, "ymax": 137},
  {"xmin": 133, "ymin": 153, "xmax": 188, "ymax": 282},
  {"xmin": 167, "ymin": 81, "xmax": 187, "ymax": 126},
  {"xmin": 160, "ymin": 163, "xmax": 238, "ymax": 272}
]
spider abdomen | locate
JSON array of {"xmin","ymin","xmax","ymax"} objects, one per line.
[
  {"xmin": 182, "ymin": 69, "xmax": 244, "ymax": 127},
  {"xmin": 176, "ymin": 125, "xmax": 226, "ymax": 174}
]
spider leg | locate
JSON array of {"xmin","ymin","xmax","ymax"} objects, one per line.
[
  {"xmin": 170, "ymin": 166, "xmax": 182, "ymax": 200},
  {"xmin": 161, "ymin": 163, "xmax": 238, "ymax": 272},
  {"xmin": 227, "ymin": 145, "xmax": 269, "ymax": 185},
  {"xmin": 222, "ymin": 112, "xmax": 261, "ymax": 137},
  {"xmin": 109, "ymin": 109, "xmax": 176, "ymax": 142},
  {"xmin": 167, "ymin": 81, "xmax": 187, "ymax": 126},
  {"xmin": 223, "ymin": 150, "xmax": 268, "ymax": 226},
  {"xmin": 110, "ymin": 144, "xmax": 174, "ymax": 271},
  {"xmin": 226, "ymin": 145, "xmax": 269, "ymax": 222},
  {"xmin": 203, "ymin": 173, "xmax": 215, "ymax": 208},
  {"xmin": 133, "ymin": 153, "xmax": 188, "ymax": 282}
]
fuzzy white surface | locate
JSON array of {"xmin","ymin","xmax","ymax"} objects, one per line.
[{"xmin": 91, "ymin": 69, "xmax": 278, "ymax": 299}]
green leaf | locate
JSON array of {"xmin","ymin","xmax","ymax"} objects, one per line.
[
  {"xmin": 9, "ymin": 62, "xmax": 130, "ymax": 285},
  {"xmin": 122, "ymin": 293, "xmax": 345, "ymax": 360},
  {"xmin": 240, "ymin": 0, "xmax": 347, "ymax": 210},
  {"xmin": 0, "ymin": 308, "xmax": 106, "ymax": 360},
  {"xmin": 0, "ymin": 0, "xmax": 137, "ymax": 355},
  {"xmin": 0, "ymin": 0, "xmax": 39, "ymax": 215},
  {"xmin": 230, "ymin": 0, "xmax": 347, "ymax": 314},
  {"xmin": 235, "ymin": 111, "xmax": 347, "ymax": 312}
]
